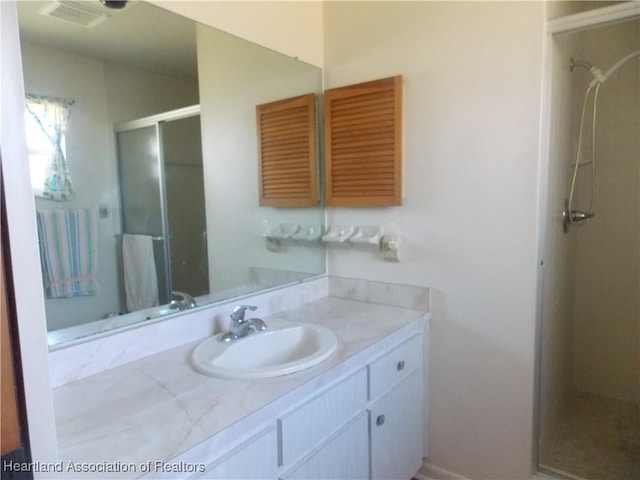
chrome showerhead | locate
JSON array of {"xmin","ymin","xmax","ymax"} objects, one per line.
[{"xmin": 570, "ymin": 57, "xmax": 608, "ymax": 86}]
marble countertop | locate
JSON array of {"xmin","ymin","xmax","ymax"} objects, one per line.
[{"xmin": 53, "ymin": 296, "xmax": 426, "ymax": 478}]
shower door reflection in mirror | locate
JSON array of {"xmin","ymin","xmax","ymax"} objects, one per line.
[{"xmin": 116, "ymin": 107, "xmax": 208, "ymax": 309}]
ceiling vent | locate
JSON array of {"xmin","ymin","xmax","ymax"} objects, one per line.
[{"xmin": 40, "ymin": 1, "xmax": 110, "ymax": 28}]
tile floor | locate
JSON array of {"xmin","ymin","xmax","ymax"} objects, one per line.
[{"xmin": 540, "ymin": 391, "xmax": 639, "ymax": 480}]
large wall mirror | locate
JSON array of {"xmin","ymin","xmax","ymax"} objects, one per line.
[{"xmin": 17, "ymin": 1, "xmax": 325, "ymax": 348}]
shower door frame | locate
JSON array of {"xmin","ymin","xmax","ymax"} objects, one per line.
[
  {"xmin": 114, "ymin": 104, "xmax": 201, "ymax": 304},
  {"xmin": 534, "ymin": 1, "xmax": 640, "ymax": 475}
]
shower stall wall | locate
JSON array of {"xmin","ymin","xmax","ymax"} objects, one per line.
[
  {"xmin": 569, "ymin": 34, "xmax": 639, "ymax": 406},
  {"xmin": 539, "ymin": 13, "xmax": 639, "ymax": 480}
]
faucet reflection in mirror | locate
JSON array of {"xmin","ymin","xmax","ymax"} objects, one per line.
[
  {"xmin": 17, "ymin": 1, "xmax": 325, "ymax": 347},
  {"xmin": 169, "ymin": 291, "xmax": 198, "ymax": 312}
]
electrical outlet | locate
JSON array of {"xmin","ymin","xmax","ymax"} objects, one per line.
[
  {"xmin": 380, "ymin": 236, "xmax": 400, "ymax": 262},
  {"xmin": 266, "ymin": 237, "xmax": 281, "ymax": 252}
]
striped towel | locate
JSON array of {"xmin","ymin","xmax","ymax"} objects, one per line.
[{"xmin": 36, "ymin": 208, "xmax": 99, "ymax": 298}]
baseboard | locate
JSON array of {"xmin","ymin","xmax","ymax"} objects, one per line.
[
  {"xmin": 533, "ymin": 472, "xmax": 567, "ymax": 480},
  {"xmin": 420, "ymin": 459, "xmax": 562, "ymax": 480},
  {"xmin": 538, "ymin": 464, "xmax": 587, "ymax": 480},
  {"xmin": 419, "ymin": 461, "xmax": 470, "ymax": 480}
]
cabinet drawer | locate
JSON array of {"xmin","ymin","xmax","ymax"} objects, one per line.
[
  {"xmin": 369, "ymin": 334, "xmax": 422, "ymax": 400},
  {"xmin": 280, "ymin": 413, "xmax": 369, "ymax": 480},
  {"xmin": 279, "ymin": 369, "xmax": 367, "ymax": 467}
]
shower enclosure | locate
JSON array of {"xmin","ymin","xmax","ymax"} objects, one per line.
[
  {"xmin": 115, "ymin": 106, "xmax": 209, "ymax": 307},
  {"xmin": 538, "ymin": 7, "xmax": 639, "ymax": 480}
]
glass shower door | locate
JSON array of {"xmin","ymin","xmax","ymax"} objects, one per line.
[
  {"xmin": 116, "ymin": 108, "xmax": 209, "ymax": 310},
  {"xmin": 162, "ymin": 115, "xmax": 209, "ymax": 297},
  {"xmin": 116, "ymin": 125, "xmax": 172, "ymax": 305}
]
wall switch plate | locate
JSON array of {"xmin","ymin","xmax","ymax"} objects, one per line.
[{"xmin": 98, "ymin": 203, "xmax": 110, "ymax": 218}]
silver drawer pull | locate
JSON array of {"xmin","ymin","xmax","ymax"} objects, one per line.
[
  {"xmin": 376, "ymin": 414, "xmax": 385, "ymax": 426},
  {"xmin": 397, "ymin": 360, "xmax": 406, "ymax": 371}
]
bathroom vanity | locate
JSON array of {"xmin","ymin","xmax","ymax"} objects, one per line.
[
  {"xmin": 172, "ymin": 324, "xmax": 424, "ymax": 480},
  {"xmin": 52, "ymin": 279, "xmax": 429, "ymax": 480}
]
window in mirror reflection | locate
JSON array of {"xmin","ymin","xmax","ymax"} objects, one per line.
[{"xmin": 24, "ymin": 94, "xmax": 75, "ymax": 201}]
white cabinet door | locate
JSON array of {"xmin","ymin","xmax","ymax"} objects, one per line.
[
  {"xmin": 369, "ymin": 370, "xmax": 423, "ymax": 480},
  {"xmin": 281, "ymin": 413, "xmax": 369, "ymax": 480},
  {"xmin": 279, "ymin": 369, "xmax": 367, "ymax": 467},
  {"xmin": 193, "ymin": 427, "xmax": 277, "ymax": 479}
]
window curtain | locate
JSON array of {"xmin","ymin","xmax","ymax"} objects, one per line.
[{"xmin": 25, "ymin": 94, "xmax": 75, "ymax": 201}]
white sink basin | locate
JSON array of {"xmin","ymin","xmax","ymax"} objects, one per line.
[{"xmin": 191, "ymin": 322, "xmax": 338, "ymax": 379}]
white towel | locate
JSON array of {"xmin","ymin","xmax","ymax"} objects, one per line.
[{"xmin": 122, "ymin": 234, "xmax": 158, "ymax": 312}]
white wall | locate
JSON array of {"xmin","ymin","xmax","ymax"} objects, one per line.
[
  {"xmin": 323, "ymin": 2, "xmax": 544, "ymax": 478},
  {"xmin": 103, "ymin": 62, "xmax": 199, "ymax": 125},
  {"xmin": 196, "ymin": 25, "xmax": 325, "ymax": 293},
  {"xmin": 151, "ymin": 0, "xmax": 324, "ymax": 68}
]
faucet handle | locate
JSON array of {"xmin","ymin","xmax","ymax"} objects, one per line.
[
  {"xmin": 172, "ymin": 290, "xmax": 192, "ymax": 301},
  {"xmin": 230, "ymin": 305, "xmax": 257, "ymax": 323},
  {"xmin": 170, "ymin": 290, "xmax": 197, "ymax": 310}
]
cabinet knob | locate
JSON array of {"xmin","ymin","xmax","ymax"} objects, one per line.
[
  {"xmin": 397, "ymin": 360, "xmax": 406, "ymax": 371},
  {"xmin": 376, "ymin": 414, "xmax": 385, "ymax": 426}
]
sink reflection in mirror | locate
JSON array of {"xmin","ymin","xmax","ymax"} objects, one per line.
[
  {"xmin": 17, "ymin": 1, "xmax": 325, "ymax": 348},
  {"xmin": 192, "ymin": 321, "xmax": 338, "ymax": 379}
]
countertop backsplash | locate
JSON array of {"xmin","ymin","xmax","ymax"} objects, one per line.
[{"xmin": 49, "ymin": 276, "xmax": 429, "ymax": 387}]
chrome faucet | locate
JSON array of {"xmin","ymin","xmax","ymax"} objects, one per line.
[
  {"xmin": 219, "ymin": 304, "xmax": 267, "ymax": 342},
  {"xmin": 169, "ymin": 291, "xmax": 197, "ymax": 311}
]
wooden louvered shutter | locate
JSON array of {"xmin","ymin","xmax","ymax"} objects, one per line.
[
  {"xmin": 324, "ymin": 76, "xmax": 402, "ymax": 206},
  {"xmin": 256, "ymin": 93, "xmax": 318, "ymax": 207}
]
